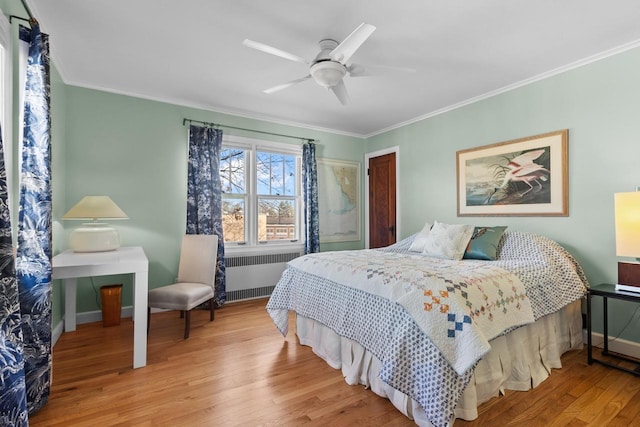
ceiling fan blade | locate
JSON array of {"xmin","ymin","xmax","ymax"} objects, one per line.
[
  {"xmin": 242, "ymin": 39, "xmax": 308, "ymax": 64},
  {"xmin": 329, "ymin": 80, "xmax": 350, "ymax": 105},
  {"xmin": 348, "ymin": 63, "xmax": 417, "ymax": 77},
  {"xmin": 263, "ymin": 75, "xmax": 311, "ymax": 94},
  {"xmin": 330, "ymin": 23, "xmax": 376, "ymax": 64},
  {"xmin": 346, "ymin": 63, "xmax": 372, "ymax": 77}
]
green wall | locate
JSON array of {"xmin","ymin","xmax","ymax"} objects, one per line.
[
  {"xmin": 367, "ymin": 46, "xmax": 640, "ymax": 343},
  {"xmin": 61, "ymin": 87, "xmax": 365, "ymax": 313}
]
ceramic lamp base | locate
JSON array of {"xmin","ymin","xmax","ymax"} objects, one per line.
[{"xmin": 69, "ymin": 223, "xmax": 120, "ymax": 252}]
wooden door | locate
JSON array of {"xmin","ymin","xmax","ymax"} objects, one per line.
[{"xmin": 368, "ymin": 152, "xmax": 396, "ymax": 248}]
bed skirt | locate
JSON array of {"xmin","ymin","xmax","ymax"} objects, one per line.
[{"xmin": 295, "ymin": 299, "xmax": 583, "ymax": 427}]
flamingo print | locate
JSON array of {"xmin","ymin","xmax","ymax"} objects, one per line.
[{"xmin": 487, "ymin": 149, "xmax": 549, "ymax": 203}]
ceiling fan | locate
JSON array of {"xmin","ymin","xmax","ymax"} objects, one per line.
[{"xmin": 242, "ymin": 23, "xmax": 377, "ymax": 106}]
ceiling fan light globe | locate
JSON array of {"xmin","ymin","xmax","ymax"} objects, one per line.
[{"xmin": 310, "ymin": 61, "xmax": 346, "ymax": 87}]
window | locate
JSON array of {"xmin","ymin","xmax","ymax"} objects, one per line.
[
  {"xmin": 0, "ymin": 11, "xmax": 12, "ymax": 217},
  {"xmin": 0, "ymin": 11, "xmax": 10, "ymax": 150},
  {"xmin": 220, "ymin": 135, "xmax": 302, "ymax": 250}
]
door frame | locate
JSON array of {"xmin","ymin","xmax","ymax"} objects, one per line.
[{"xmin": 364, "ymin": 146, "xmax": 400, "ymax": 249}]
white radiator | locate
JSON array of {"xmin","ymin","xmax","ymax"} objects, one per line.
[{"xmin": 225, "ymin": 250, "xmax": 302, "ymax": 301}]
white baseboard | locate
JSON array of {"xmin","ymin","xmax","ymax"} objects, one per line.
[
  {"xmin": 52, "ymin": 320, "xmax": 64, "ymax": 347},
  {"xmin": 76, "ymin": 305, "xmax": 133, "ymax": 325},
  {"xmin": 584, "ymin": 329, "xmax": 640, "ymax": 359}
]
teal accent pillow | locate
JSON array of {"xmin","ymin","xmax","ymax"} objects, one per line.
[{"xmin": 463, "ymin": 226, "xmax": 507, "ymax": 261}]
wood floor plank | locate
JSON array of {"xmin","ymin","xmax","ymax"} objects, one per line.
[
  {"xmin": 27, "ymin": 298, "xmax": 640, "ymax": 426},
  {"xmin": 607, "ymin": 387, "xmax": 640, "ymax": 427}
]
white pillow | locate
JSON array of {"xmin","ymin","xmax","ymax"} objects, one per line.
[
  {"xmin": 422, "ymin": 221, "xmax": 475, "ymax": 260},
  {"xmin": 409, "ymin": 222, "xmax": 432, "ymax": 252}
]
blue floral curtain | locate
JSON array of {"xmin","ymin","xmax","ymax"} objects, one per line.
[
  {"xmin": 0, "ymin": 123, "xmax": 29, "ymax": 426},
  {"xmin": 186, "ymin": 125, "xmax": 226, "ymax": 306},
  {"xmin": 302, "ymin": 142, "xmax": 319, "ymax": 254},
  {"xmin": 16, "ymin": 22, "xmax": 52, "ymax": 416}
]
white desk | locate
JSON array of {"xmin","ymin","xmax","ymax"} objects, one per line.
[{"xmin": 52, "ymin": 247, "xmax": 149, "ymax": 368}]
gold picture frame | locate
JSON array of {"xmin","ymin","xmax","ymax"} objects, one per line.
[{"xmin": 457, "ymin": 130, "xmax": 568, "ymax": 216}]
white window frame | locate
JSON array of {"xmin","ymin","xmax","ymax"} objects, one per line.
[
  {"xmin": 222, "ymin": 134, "xmax": 304, "ymax": 255},
  {"xmin": 0, "ymin": 11, "xmax": 13, "ymax": 226}
]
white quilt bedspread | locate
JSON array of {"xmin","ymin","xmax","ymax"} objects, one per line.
[{"xmin": 285, "ymin": 249, "xmax": 534, "ymax": 375}]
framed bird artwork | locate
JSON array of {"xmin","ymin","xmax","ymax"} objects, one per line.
[{"xmin": 456, "ymin": 129, "xmax": 568, "ymax": 216}]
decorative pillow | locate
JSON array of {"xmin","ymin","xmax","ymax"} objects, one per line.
[
  {"xmin": 463, "ymin": 226, "xmax": 508, "ymax": 261},
  {"xmin": 421, "ymin": 221, "xmax": 475, "ymax": 260},
  {"xmin": 409, "ymin": 222, "xmax": 432, "ymax": 252}
]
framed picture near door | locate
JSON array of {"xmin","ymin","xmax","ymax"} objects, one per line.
[{"xmin": 317, "ymin": 158, "xmax": 360, "ymax": 242}]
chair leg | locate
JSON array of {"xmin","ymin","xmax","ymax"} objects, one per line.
[
  {"xmin": 209, "ymin": 298, "xmax": 215, "ymax": 321},
  {"xmin": 184, "ymin": 310, "xmax": 191, "ymax": 339},
  {"xmin": 180, "ymin": 310, "xmax": 184, "ymax": 319},
  {"xmin": 147, "ymin": 307, "xmax": 150, "ymax": 335}
]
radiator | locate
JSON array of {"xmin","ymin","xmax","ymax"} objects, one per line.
[{"xmin": 225, "ymin": 251, "xmax": 302, "ymax": 301}]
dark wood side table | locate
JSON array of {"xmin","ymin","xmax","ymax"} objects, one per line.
[{"xmin": 587, "ymin": 283, "xmax": 640, "ymax": 376}]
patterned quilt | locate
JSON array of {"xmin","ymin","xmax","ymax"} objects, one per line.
[
  {"xmin": 279, "ymin": 249, "xmax": 533, "ymax": 375},
  {"xmin": 266, "ymin": 231, "xmax": 588, "ymax": 427}
]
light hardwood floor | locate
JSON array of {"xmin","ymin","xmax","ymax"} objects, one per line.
[{"xmin": 29, "ymin": 298, "xmax": 640, "ymax": 426}]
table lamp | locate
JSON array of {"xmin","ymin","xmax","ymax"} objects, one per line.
[
  {"xmin": 614, "ymin": 191, "xmax": 640, "ymax": 292},
  {"xmin": 62, "ymin": 196, "xmax": 128, "ymax": 252}
]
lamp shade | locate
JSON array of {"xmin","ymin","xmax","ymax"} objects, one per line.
[
  {"xmin": 63, "ymin": 196, "xmax": 128, "ymax": 252},
  {"xmin": 614, "ymin": 192, "xmax": 640, "ymax": 258},
  {"xmin": 62, "ymin": 196, "xmax": 128, "ymax": 220}
]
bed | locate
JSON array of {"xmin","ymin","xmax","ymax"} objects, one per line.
[{"xmin": 266, "ymin": 226, "xmax": 588, "ymax": 427}]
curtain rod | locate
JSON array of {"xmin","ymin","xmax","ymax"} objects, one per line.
[
  {"xmin": 10, "ymin": 0, "xmax": 38, "ymax": 26},
  {"xmin": 183, "ymin": 118, "xmax": 315, "ymax": 143},
  {"xmin": 20, "ymin": 0, "xmax": 35, "ymax": 22},
  {"xmin": 9, "ymin": 15, "xmax": 30, "ymax": 24}
]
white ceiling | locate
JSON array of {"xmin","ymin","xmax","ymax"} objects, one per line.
[{"xmin": 26, "ymin": 0, "xmax": 640, "ymax": 137}]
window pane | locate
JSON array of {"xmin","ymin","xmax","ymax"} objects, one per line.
[
  {"xmin": 222, "ymin": 198, "xmax": 245, "ymax": 242},
  {"xmin": 256, "ymin": 151, "xmax": 296, "ymax": 196},
  {"xmin": 220, "ymin": 148, "xmax": 245, "ymax": 194},
  {"xmin": 258, "ymin": 198, "xmax": 296, "ymax": 241}
]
